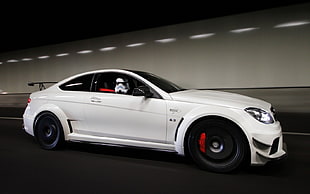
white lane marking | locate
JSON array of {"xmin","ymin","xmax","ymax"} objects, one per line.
[
  {"xmin": 283, "ymin": 132, "xmax": 310, "ymax": 136},
  {"xmin": 0, "ymin": 117, "xmax": 23, "ymax": 120}
]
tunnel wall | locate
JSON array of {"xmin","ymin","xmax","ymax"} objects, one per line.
[{"xmin": 0, "ymin": 3, "xmax": 309, "ymax": 93}]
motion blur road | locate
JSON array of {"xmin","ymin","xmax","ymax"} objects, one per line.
[{"xmin": 0, "ymin": 109, "xmax": 309, "ymax": 193}]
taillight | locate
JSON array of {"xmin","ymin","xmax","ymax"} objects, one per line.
[{"xmin": 27, "ymin": 98, "xmax": 31, "ymax": 104}]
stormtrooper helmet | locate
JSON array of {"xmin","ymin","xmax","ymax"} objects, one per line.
[{"xmin": 115, "ymin": 78, "xmax": 130, "ymax": 94}]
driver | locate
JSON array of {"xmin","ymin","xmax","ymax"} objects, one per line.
[{"xmin": 115, "ymin": 78, "xmax": 130, "ymax": 94}]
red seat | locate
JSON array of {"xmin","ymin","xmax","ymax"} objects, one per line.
[{"xmin": 99, "ymin": 88, "xmax": 115, "ymax": 92}]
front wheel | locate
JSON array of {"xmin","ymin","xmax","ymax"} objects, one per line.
[
  {"xmin": 34, "ymin": 112, "xmax": 65, "ymax": 150},
  {"xmin": 187, "ymin": 118, "xmax": 248, "ymax": 173}
]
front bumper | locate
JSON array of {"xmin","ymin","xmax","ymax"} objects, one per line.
[
  {"xmin": 262, "ymin": 142, "xmax": 288, "ymax": 163},
  {"xmin": 251, "ymin": 133, "xmax": 287, "ymax": 165}
]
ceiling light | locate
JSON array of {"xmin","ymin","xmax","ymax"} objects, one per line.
[
  {"xmin": 77, "ymin": 50, "xmax": 93, "ymax": 54},
  {"xmin": 274, "ymin": 21, "xmax": 310, "ymax": 28},
  {"xmin": 230, "ymin": 27, "xmax": 259, "ymax": 33},
  {"xmin": 190, "ymin": 33, "xmax": 215, "ymax": 39},
  {"xmin": 38, "ymin": 55, "xmax": 50, "ymax": 59},
  {"xmin": 22, "ymin": 58, "xmax": 33, "ymax": 61},
  {"xmin": 126, "ymin": 43, "xmax": 145, "ymax": 47},
  {"xmin": 56, "ymin": 53, "xmax": 69, "ymax": 57},
  {"xmin": 155, "ymin": 38, "xmax": 176, "ymax": 43},
  {"xmin": 99, "ymin": 47, "xmax": 116, "ymax": 51},
  {"xmin": 7, "ymin": 59, "xmax": 18, "ymax": 63}
]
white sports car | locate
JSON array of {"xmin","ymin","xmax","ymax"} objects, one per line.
[{"xmin": 23, "ymin": 69, "xmax": 287, "ymax": 172}]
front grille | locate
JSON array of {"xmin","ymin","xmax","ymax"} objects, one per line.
[{"xmin": 270, "ymin": 137, "xmax": 280, "ymax": 155}]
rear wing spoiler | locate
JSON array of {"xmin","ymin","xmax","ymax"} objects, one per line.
[{"xmin": 28, "ymin": 82, "xmax": 58, "ymax": 91}]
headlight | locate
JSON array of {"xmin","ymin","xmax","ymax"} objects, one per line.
[{"xmin": 245, "ymin": 107, "xmax": 274, "ymax": 124}]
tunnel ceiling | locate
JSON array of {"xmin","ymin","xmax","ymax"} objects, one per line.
[{"xmin": 0, "ymin": 0, "xmax": 308, "ymax": 53}]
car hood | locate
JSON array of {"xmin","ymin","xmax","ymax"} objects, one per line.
[{"xmin": 169, "ymin": 89, "xmax": 271, "ymax": 110}]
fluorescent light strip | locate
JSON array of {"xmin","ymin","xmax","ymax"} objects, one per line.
[
  {"xmin": 0, "ymin": 62, "xmax": 2, "ymax": 64},
  {"xmin": 7, "ymin": 59, "xmax": 18, "ymax": 63},
  {"xmin": 230, "ymin": 27, "xmax": 259, "ymax": 33},
  {"xmin": 56, "ymin": 53, "xmax": 69, "ymax": 57},
  {"xmin": 99, "ymin": 47, "xmax": 116, "ymax": 51},
  {"xmin": 38, "ymin": 55, "xmax": 50, "ymax": 59},
  {"xmin": 77, "ymin": 50, "xmax": 93, "ymax": 54},
  {"xmin": 190, "ymin": 33, "xmax": 215, "ymax": 39},
  {"xmin": 155, "ymin": 38, "xmax": 176, "ymax": 43},
  {"xmin": 126, "ymin": 43, "xmax": 145, "ymax": 47},
  {"xmin": 21, "ymin": 58, "xmax": 33, "ymax": 61},
  {"xmin": 274, "ymin": 21, "xmax": 310, "ymax": 28}
]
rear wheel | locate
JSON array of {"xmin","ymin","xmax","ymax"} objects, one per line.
[
  {"xmin": 187, "ymin": 118, "xmax": 248, "ymax": 173},
  {"xmin": 34, "ymin": 112, "xmax": 65, "ymax": 150}
]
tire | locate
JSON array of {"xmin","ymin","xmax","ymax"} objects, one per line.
[
  {"xmin": 187, "ymin": 118, "xmax": 248, "ymax": 173},
  {"xmin": 34, "ymin": 112, "xmax": 65, "ymax": 150}
]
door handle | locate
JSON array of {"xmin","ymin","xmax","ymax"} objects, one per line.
[{"xmin": 90, "ymin": 97, "xmax": 102, "ymax": 103}]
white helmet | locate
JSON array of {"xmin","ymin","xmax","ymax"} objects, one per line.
[{"xmin": 115, "ymin": 78, "xmax": 129, "ymax": 94}]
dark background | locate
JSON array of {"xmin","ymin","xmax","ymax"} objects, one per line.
[{"xmin": 0, "ymin": 1, "xmax": 309, "ymax": 53}]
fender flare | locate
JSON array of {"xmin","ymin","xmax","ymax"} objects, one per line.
[
  {"xmin": 33, "ymin": 104, "xmax": 70, "ymax": 140},
  {"xmin": 174, "ymin": 106, "xmax": 251, "ymax": 156}
]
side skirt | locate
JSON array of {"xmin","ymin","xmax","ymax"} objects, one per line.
[{"xmin": 67, "ymin": 133, "xmax": 177, "ymax": 153}]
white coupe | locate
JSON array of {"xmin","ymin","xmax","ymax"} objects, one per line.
[{"xmin": 23, "ymin": 69, "xmax": 287, "ymax": 172}]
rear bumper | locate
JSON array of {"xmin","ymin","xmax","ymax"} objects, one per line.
[{"xmin": 22, "ymin": 109, "xmax": 35, "ymax": 136}]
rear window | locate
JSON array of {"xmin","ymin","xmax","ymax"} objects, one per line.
[{"xmin": 59, "ymin": 74, "xmax": 94, "ymax": 92}]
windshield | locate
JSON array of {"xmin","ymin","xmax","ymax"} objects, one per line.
[{"xmin": 132, "ymin": 71, "xmax": 185, "ymax": 93}]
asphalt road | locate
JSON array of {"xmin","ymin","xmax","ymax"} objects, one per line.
[{"xmin": 0, "ymin": 118, "xmax": 309, "ymax": 194}]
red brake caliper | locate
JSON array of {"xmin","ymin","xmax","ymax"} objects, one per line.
[{"xmin": 198, "ymin": 132, "xmax": 206, "ymax": 153}]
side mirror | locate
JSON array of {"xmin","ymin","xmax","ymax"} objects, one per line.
[{"xmin": 133, "ymin": 86, "xmax": 153, "ymax": 98}]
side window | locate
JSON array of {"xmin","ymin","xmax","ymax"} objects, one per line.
[
  {"xmin": 59, "ymin": 74, "xmax": 94, "ymax": 92},
  {"xmin": 93, "ymin": 73, "xmax": 117, "ymax": 93},
  {"xmin": 93, "ymin": 72, "xmax": 161, "ymax": 98},
  {"xmin": 94, "ymin": 73, "xmax": 145, "ymax": 95}
]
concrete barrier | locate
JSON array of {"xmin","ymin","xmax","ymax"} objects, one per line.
[
  {"xmin": 0, "ymin": 93, "xmax": 29, "ymax": 108},
  {"xmin": 0, "ymin": 88, "xmax": 309, "ymax": 133},
  {"xmin": 1, "ymin": 87, "xmax": 309, "ymax": 112},
  {"xmin": 221, "ymin": 88, "xmax": 310, "ymax": 113}
]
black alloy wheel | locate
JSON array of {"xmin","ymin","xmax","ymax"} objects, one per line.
[
  {"xmin": 34, "ymin": 112, "xmax": 64, "ymax": 150},
  {"xmin": 187, "ymin": 118, "xmax": 248, "ymax": 173}
]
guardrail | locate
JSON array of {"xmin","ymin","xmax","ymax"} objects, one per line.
[
  {"xmin": 0, "ymin": 93, "xmax": 29, "ymax": 108},
  {"xmin": 1, "ymin": 87, "xmax": 309, "ymax": 133},
  {"xmin": 216, "ymin": 87, "xmax": 310, "ymax": 113},
  {"xmin": 0, "ymin": 86, "xmax": 309, "ymax": 112}
]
